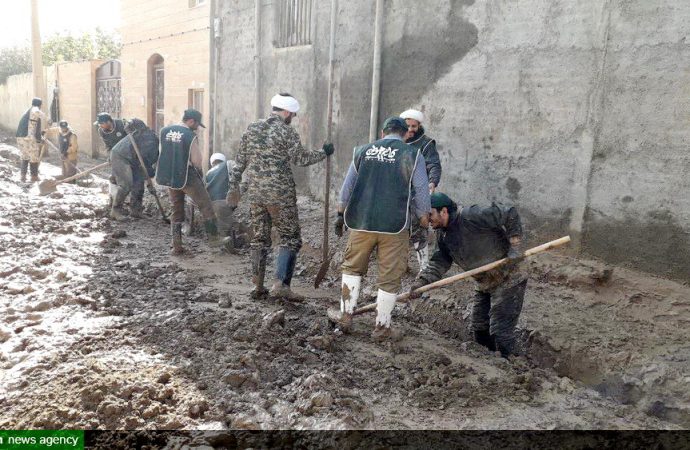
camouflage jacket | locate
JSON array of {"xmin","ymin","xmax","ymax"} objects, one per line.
[{"xmin": 229, "ymin": 113, "xmax": 327, "ymax": 203}]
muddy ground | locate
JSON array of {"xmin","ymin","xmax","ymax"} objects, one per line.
[{"xmin": 0, "ymin": 133, "xmax": 688, "ymax": 439}]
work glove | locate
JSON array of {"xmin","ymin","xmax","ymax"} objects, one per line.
[
  {"xmin": 226, "ymin": 189, "xmax": 241, "ymax": 210},
  {"xmin": 408, "ymin": 279, "xmax": 426, "ymax": 300},
  {"xmin": 334, "ymin": 213, "xmax": 345, "ymax": 237},
  {"xmin": 323, "ymin": 142, "xmax": 335, "ymax": 156}
]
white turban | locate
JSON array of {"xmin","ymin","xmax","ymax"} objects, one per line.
[
  {"xmin": 210, "ymin": 152, "xmax": 226, "ymax": 165},
  {"xmin": 400, "ymin": 109, "xmax": 424, "ymax": 124},
  {"xmin": 271, "ymin": 94, "xmax": 300, "ymax": 113}
]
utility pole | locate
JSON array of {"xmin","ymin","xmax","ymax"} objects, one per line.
[{"xmin": 30, "ymin": 0, "xmax": 46, "ymax": 105}]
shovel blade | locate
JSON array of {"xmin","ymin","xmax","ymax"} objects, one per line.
[
  {"xmin": 314, "ymin": 256, "xmax": 331, "ymax": 288},
  {"xmin": 38, "ymin": 180, "xmax": 57, "ymax": 196}
]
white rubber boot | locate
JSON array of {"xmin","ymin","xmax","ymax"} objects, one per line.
[
  {"xmin": 328, "ymin": 274, "xmax": 361, "ymax": 333},
  {"xmin": 415, "ymin": 243, "xmax": 429, "ymax": 273},
  {"xmin": 375, "ymin": 289, "xmax": 397, "ymax": 329}
]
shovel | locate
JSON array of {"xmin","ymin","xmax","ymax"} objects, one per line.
[
  {"xmin": 327, "ymin": 236, "xmax": 571, "ymax": 323},
  {"xmin": 38, "ymin": 162, "xmax": 110, "ymax": 196},
  {"xmin": 314, "ymin": 0, "xmax": 339, "ymax": 288},
  {"xmin": 42, "ymin": 138, "xmax": 93, "ymax": 185},
  {"xmin": 128, "ymin": 135, "xmax": 170, "ymax": 223}
]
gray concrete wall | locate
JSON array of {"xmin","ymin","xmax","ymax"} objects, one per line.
[{"xmin": 213, "ymin": 0, "xmax": 690, "ymax": 281}]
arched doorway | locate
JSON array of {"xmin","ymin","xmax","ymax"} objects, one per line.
[{"xmin": 147, "ymin": 54, "xmax": 164, "ymax": 134}]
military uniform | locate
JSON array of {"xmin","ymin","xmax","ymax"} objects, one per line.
[
  {"xmin": 229, "ymin": 112, "xmax": 328, "ymax": 297},
  {"xmin": 418, "ymin": 198, "xmax": 526, "ymax": 357},
  {"xmin": 16, "ymin": 105, "xmax": 51, "ymax": 181}
]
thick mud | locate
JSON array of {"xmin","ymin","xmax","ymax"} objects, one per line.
[{"xmin": 0, "ymin": 137, "xmax": 687, "ymax": 433}]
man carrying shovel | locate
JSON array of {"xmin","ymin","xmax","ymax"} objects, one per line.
[
  {"xmin": 331, "ymin": 117, "xmax": 431, "ymax": 341},
  {"xmin": 410, "ymin": 192, "xmax": 526, "ymax": 358},
  {"xmin": 109, "ymin": 119, "xmax": 159, "ymax": 220}
]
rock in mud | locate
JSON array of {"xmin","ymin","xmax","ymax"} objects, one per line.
[{"xmin": 262, "ymin": 309, "xmax": 285, "ymax": 330}]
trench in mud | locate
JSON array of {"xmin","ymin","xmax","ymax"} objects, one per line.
[{"xmin": 1, "ymin": 139, "xmax": 687, "ymax": 431}]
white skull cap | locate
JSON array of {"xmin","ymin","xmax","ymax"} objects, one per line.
[
  {"xmin": 400, "ymin": 109, "xmax": 424, "ymax": 123},
  {"xmin": 270, "ymin": 94, "xmax": 300, "ymax": 113},
  {"xmin": 210, "ymin": 152, "xmax": 226, "ymax": 164}
]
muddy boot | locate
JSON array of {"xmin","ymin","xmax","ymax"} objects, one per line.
[
  {"xmin": 250, "ymin": 248, "xmax": 268, "ymax": 299},
  {"xmin": 492, "ymin": 334, "xmax": 514, "ymax": 359},
  {"xmin": 110, "ymin": 206, "xmax": 128, "ymax": 221},
  {"xmin": 474, "ymin": 329, "xmax": 496, "ymax": 352},
  {"xmin": 269, "ymin": 247, "xmax": 304, "ymax": 302},
  {"xmin": 29, "ymin": 162, "xmax": 40, "ymax": 182},
  {"xmin": 222, "ymin": 236, "xmax": 238, "ymax": 254},
  {"xmin": 204, "ymin": 219, "xmax": 221, "ymax": 247},
  {"xmin": 371, "ymin": 325, "xmax": 403, "ymax": 342},
  {"xmin": 171, "ymin": 222, "xmax": 184, "ymax": 255},
  {"xmin": 19, "ymin": 160, "xmax": 29, "ymax": 182},
  {"xmin": 130, "ymin": 197, "xmax": 145, "ymax": 219},
  {"xmin": 330, "ymin": 274, "xmax": 362, "ymax": 333}
]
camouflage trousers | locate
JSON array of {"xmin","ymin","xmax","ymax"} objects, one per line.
[
  {"xmin": 249, "ymin": 199, "xmax": 302, "ymax": 253},
  {"xmin": 19, "ymin": 138, "xmax": 44, "ymax": 163},
  {"xmin": 472, "ymin": 277, "xmax": 527, "ymax": 355}
]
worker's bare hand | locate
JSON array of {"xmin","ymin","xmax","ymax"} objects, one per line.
[
  {"xmin": 428, "ymin": 182, "xmax": 436, "ymax": 194},
  {"xmin": 408, "ymin": 279, "xmax": 426, "ymax": 299},
  {"xmin": 334, "ymin": 214, "xmax": 346, "ymax": 237},
  {"xmin": 419, "ymin": 214, "xmax": 430, "ymax": 229}
]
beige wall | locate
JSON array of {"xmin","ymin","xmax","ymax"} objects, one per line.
[
  {"xmin": 55, "ymin": 60, "xmax": 102, "ymax": 157},
  {"xmin": 0, "ymin": 67, "xmax": 56, "ymax": 134},
  {"xmin": 119, "ymin": 0, "xmax": 210, "ymax": 161}
]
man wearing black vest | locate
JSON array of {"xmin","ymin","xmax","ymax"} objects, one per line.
[
  {"xmin": 16, "ymin": 98, "xmax": 51, "ymax": 182},
  {"xmin": 95, "ymin": 113, "xmax": 127, "ymax": 152},
  {"xmin": 57, "ymin": 120, "xmax": 79, "ymax": 180},
  {"xmin": 400, "ymin": 109, "xmax": 442, "ymax": 274},
  {"xmin": 156, "ymin": 109, "xmax": 220, "ymax": 254},
  {"xmin": 410, "ymin": 192, "xmax": 527, "ymax": 358},
  {"xmin": 330, "ymin": 117, "xmax": 431, "ymax": 340},
  {"xmin": 205, "ymin": 152, "xmax": 235, "ymax": 251}
]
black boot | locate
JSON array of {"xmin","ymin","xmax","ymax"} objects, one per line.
[
  {"xmin": 171, "ymin": 222, "xmax": 184, "ymax": 255},
  {"xmin": 269, "ymin": 248, "xmax": 303, "ymax": 302},
  {"xmin": 20, "ymin": 160, "xmax": 29, "ymax": 182},
  {"xmin": 492, "ymin": 335, "xmax": 514, "ymax": 359},
  {"xmin": 29, "ymin": 162, "xmax": 40, "ymax": 182},
  {"xmin": 250, "ymin": 248, "xmax": 268, "ymax": 299},
  {"xmin": 474, "ymin": 329, "xmax": 496, "ymax": 352}
]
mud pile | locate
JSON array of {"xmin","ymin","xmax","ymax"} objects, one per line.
[{"xmin": 0, "ymin": 138, "xmax": 685, "ymax": 431}]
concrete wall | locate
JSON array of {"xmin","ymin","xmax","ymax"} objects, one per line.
[
  {"xmin": 213, "ymin": 0, "xmax": 690, "ymax": 281},
  {"xmin": 55, "ymin": 60, "xmax": 102, "ymax": 157},
  {"xmin": 0, "ymin": 67, "xmax": 56, "ymax": 133},
  {"xmin": 120, "ymin": 0, "xmax": 211, "ymax": 165}
]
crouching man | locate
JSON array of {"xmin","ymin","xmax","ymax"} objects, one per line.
[
  {"xmin": 205, "ymin": 152, "xmax": 236, "ymax": 252},
  {"xmin": 410, "ymin": 193, "xmax": 527, "ymax": 358}
]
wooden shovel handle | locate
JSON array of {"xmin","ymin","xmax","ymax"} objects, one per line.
[
  {"xmin": 54, "ymin": 161, "xmax": 110, "ymax": 185},
  {"xmin": 353, "ymin": 236, "xmax": 571, "ymax": 315}
]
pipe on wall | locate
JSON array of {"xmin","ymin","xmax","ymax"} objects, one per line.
[
  {"xmin": 368, "ymin": 0, "xmax": 384, "ymax": 142},
  {"xmin": 254, "ymin": 0, "xmax": 262, "ymax": 120}
]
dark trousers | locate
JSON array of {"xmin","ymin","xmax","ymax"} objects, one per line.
[{"xmin": 472, "ymin": 279, "xmax": 527, "ymax": 355}]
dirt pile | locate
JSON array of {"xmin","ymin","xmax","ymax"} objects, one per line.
[{"xmin": 0, "ymin": 137, "xmax": 686, "ymax": 431}]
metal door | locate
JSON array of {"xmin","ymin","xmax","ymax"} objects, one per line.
[
  {"xmin": 96, "ymin": 60, "xmax": 122, "ymax": 157},
  {"xmin": 153, "ymin": 64, "xmax": 164, "ymax": 134}
]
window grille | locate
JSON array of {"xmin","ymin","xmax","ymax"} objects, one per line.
[{"xmin": 275, "ymin": 0, "xmax": 312, "ymax": 48}]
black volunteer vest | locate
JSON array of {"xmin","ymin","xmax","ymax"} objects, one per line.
[
  {"xmin": 59, "ymin": 132, "xmax": 72, "ymax": 154},
  {"xmin": 16, "ymin": 109, "xmax": 31, "ymax": 138},
  {"xmin": 155, "ymin": 125, "xmax": 196, "ymax": 189},
  {"xmin": 99, "ymin": 120, "xmax": 127, "ymax": 151},
  {"xmin": 205, "ymin": 162, "xmax": 230, "ymax": 201},
  {"xmin": 344, "ymin": 138, "xmax": 418, "ymax": 234}
]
